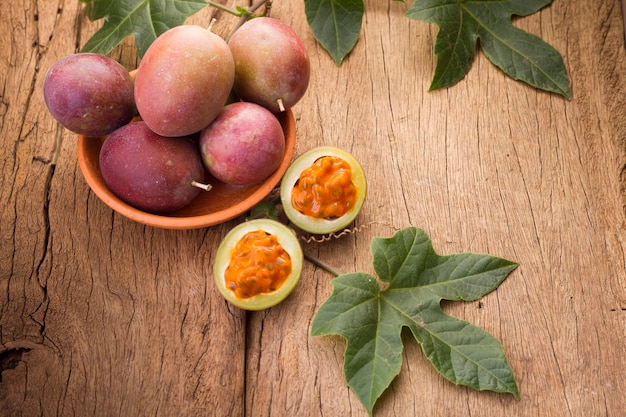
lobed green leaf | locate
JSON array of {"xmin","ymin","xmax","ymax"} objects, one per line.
[
  {"xmin": 405, "ymin": 0, "xmax": 571, "ymax": 98},
  {"xmin": 312, "ymin": 227, "xmax": 519, "ymax": 415}
]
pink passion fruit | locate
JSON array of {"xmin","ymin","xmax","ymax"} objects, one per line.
[
  {"xmin": 280, "ymin": 147, "xmax": 367, "ymax": 235},
  {"xmin": 214, "ymin": 219, "xmax": 303, "ymax": 310},
  {"xmin": 134, "ymin": 25, "xmax": 235, "ymax": 137}
]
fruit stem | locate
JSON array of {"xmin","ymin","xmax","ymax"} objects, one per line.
[
  {"xmin": 263, "ymin": 0, "xmax": 273, "ymax": 17},
  {"xmin": 191, "ymin": 180, "xmax": 213, "ymax": 191},
  {"xmin": 304, "ymin": 252, "xmax": 342, "ymax": 277},
  {"xmin": 207, "ymin": 18, "xmax": 217, "ymax": 32},
  {"xmin": 276, "ymin": 98, "xmax": 286, "ymax": 112}
]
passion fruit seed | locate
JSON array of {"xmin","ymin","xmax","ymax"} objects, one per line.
[
  {"xmin": 280, "ymin": 147, "xmax": 367, "ymax": 235},
  {"xmin": 214, "ymin": 219, "xmax": 303, "ymax": 310}
]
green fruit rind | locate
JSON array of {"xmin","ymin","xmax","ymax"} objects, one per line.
[
  {"xmin": 214, "ymin": 219, "xmax": 303, "ymax": 310},
  {"xmin": 280, "ymin": 146, "xmax": 367, "ymax": 235}
]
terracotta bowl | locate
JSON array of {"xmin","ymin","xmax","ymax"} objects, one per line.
[{"xmin": 77, "ymin": 109, "xmax": 296, "ymax": 229}]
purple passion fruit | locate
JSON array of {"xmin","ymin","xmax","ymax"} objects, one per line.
[
  {"xmin": 99, "ymin": 121, "xmax": 207, "ymax": 214},
  {"xmin": 228, "ymin": 17, "xmax": 310, "ymax": 113},
  {"xmin": 199, "ymin": 102, "xmax": 286, "ymax": 185},
  {"xmin": 214, "ymin": 219, "xmax": 303, "ymax": 310},
  {"xmin": 280, "ymin": 147, "xmax": 366, "ymax": 235},
  {"xmin": 43, "ymin": 53, "xmax": 136, "ymax": 137}
]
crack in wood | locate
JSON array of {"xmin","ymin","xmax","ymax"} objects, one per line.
[
  {"xmin": 0, "ymin": 347, "xmax": 32, "ymax": 382},
  {"xmin": 622, "ymin": 0, "xmax": 626, "ymax": 47}
]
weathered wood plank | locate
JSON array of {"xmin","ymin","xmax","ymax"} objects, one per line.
[
  {"xmin": 1, "ymin": 2, "xmax": 245, "ymax": 416},
  {"xmin": 1, "ymin": 0, "xmax": 624, "ymax": 417},
  {"xmin": 245, "ymin": 1, "xmax": 626, "ymax": 416}
]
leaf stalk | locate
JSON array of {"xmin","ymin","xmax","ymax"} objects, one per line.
[{"xmin": 304, "ymin": 252, "xmax": 342, "ymax": 277}]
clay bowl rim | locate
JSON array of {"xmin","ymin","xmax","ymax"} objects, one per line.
[{"xmin": 77, "ymin": 108, "xmax": 296, "ymax": 230}]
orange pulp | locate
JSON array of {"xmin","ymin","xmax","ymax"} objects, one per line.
[
  {"xmin": 225, "ymin": 230, "xmax": 292, "ymax": 299},
  {"xmin": 291, "ymin": 156, "xmax": 357, "ymax": 219}
]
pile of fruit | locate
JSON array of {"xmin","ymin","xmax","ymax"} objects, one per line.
[
  {"xmin": 44, "ymin": 17, "xmax": 310, "ymax": 214},
  {"xmin": 44, "ymin": 15, "xmax": 367, "ymax": 310}
]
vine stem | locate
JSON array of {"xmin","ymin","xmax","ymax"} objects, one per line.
[
  {"xmin": 205, "ymin": 1, "xmax": 242, "ymax": 16},
  {"xmin": 226, "ymin": 0, "xmax": 271, "ymax": 41},
  {"xmin": 304, "ymin": 252, "xmax": 342, "ymax": 277},
  {"xmin": 206, "ymin": 0, "xmax": 272, "ymax": 42},
  {"xmin": 205, "ymin": 0, "xmax": 271, "ymax": 40}
]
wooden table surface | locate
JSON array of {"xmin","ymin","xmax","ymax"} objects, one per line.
[{"xmin": 1, "ymin": 1, "xmax": 625, "ymax": 416}]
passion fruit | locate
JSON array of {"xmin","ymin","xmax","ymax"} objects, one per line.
[
  {"xmin": 214, "ymin": 219, "xmax": 303, "ymax": 310},
  {"xmin": 280, "ymin": 146, "xmax": 367, "ymax": 235}
]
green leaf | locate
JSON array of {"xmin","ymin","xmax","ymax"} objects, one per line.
[
  {"xmin": 80, "ymin": 0, "xmax": 208, "ymax": 58},
  {"xmin": 405, "ymin": 0, "xmax": 571, "ymax": 98},
  {"xmin": 311, "ymin": 227, "xmax": 519, "ymax": 415},
  {"xmin": 304, "ymin": 0, "xmax": 364, "ymax": 65},
  {"xmin": 247, "ymin": 200, "xmax": 280, "ymax": 221}
]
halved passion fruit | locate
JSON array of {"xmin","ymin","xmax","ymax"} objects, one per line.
[
  {"xmin": 280, "ymin": 146, "xmax": 366, "ymax": 235},
  {"xmin": 214, "ymin": 219, "xmax": 303, "ymax": 310}
]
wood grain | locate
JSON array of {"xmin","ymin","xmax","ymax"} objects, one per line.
[{"xmin": 1, "ymin": 0, "xmax": 625, "ymax": 416}]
